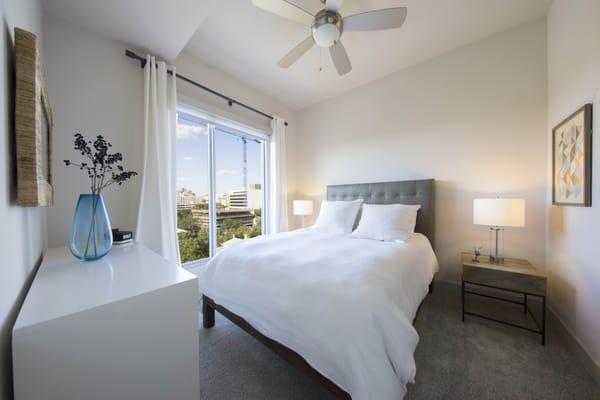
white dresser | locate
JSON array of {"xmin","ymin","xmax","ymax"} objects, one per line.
[{"xmin": 12, "ymin": 243, "xmax": 200, "ymax": 400}]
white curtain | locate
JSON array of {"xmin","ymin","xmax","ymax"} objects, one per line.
[
  {"xmin": 269, "ymin": 116, "xmax": 288, "ymax": 233},
  {"xmin": 136, "ymin": 55, "xmax": 179, "ymax": 264}
]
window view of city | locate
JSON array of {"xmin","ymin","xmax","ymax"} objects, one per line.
[{"xmin": 176, "ymin": 112, "xmax": 264, "ymax": 264}]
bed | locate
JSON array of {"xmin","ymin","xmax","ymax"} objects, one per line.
[{"xmin": 200, "ymin": 179, "xmax": 437, "ymax": 400}]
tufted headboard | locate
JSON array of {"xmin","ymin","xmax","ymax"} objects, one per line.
[{"xmin": 327, "ymin": 179, "xmax": 435, "ymax": 247}]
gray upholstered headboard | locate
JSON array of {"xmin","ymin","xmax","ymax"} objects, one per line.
[{"xmin": 327, "ymin": 179, "xmax": 435, "ymax": 247}]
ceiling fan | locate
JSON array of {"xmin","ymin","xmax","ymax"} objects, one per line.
[{"xmin": 251, "ymin": 0, "xmax": 407, "ymax": 75}]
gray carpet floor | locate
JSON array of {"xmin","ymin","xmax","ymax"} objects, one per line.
[{"xmin": 198, "ymin": 281, "xmax": 600, "ymax": 399}]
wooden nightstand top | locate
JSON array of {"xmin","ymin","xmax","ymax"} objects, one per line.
[
  {"xmin": 461, "ymin": 252, "xmax": 547, "ymax": 297},
  {"xmin": 462, "ymin": 252, "xmax": 544, "ymax": 277}
]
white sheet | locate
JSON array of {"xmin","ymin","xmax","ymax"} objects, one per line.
[{"xmin": 199, "ymin": 230, "xmax": 438, "ymax": 400}]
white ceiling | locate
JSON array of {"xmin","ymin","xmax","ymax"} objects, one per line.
[
  {"xmin": 184, "ymin": 0, "xmax": 551, "ymax": 110},
  {"xmin": 41, "ymin": 0, "xmax": 210, "ymax": 61},
  {"xmin": 42, "ymin": 0, "xmax": 552, "ymax": 110}
]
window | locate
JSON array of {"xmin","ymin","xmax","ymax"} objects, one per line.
[
  {"xmin": 175, "ymin": 108, "xmax": 268, "ymax": 266},
  {"xmin": 176, "ymin": 114, "xmax": 210, "ymax": 263}
]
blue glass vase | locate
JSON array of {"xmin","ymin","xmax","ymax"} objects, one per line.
[{"xmin": 70, "ymin": 194, "xmax": 113, "ymax": 261}]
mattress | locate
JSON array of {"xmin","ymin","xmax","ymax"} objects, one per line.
[{"xmin": 199, "ymin": 229, "xmax": 438, "ymax": 399}]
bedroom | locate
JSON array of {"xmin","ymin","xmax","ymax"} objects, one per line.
[{"xmin": 1, "ymin": 0, "xmax": 599, "ymax": 399}]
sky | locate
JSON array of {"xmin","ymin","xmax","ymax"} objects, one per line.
[{"xmin": 176, "ymin": 113, "xmax": 263, "ymax": 197}]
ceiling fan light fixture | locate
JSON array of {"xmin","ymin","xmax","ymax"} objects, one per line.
[
  {"xmin": 256, "ymin": 0, "xmax": 408, "ymax": 76},
  {"xmin": 313, "ymin": 24, "xmax": 340, "ymax": 47},
  {"xmin": 311, "ymin": 10, "xmax": 343, "ymax": 48}
]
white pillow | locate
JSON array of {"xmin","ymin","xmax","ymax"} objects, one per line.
[
  {"xmin": 351, "ymin": 203, "xmax": 421, "ymax": 242},
  {"xmin": 312, "ymin": 199, "xmax": 363, "ymax": 234}
]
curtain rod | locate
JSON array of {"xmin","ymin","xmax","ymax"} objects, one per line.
[{"xmin": 125, "ymin": 50, "xmax": 288, "ymax": 127}]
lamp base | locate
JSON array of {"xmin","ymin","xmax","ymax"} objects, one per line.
[{"xmin": 489, "ymin": 255, "xmax": 504, "ymax": 264}]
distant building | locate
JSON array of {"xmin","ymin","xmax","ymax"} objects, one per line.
[
  {"xmin": 228, "ymin": 183, "xmax": 262, "ymax": 210},
  {"xmin": 216, "ymin": 193, "xmax": 229, "ymax": 207},
  {"xmin": 192, "ymin": 209, "xmax": 255, "ymax": 229},
  {"xmin": 228, "ymin": 190, "xmax": 247, "ymax": 208},
  {"xmin": 179, "ymin": 183, "xmax": 261, "ymax": 214},
  {"xmin": 247, "ymin": 183, "xmax": 262, "ymax": 210},
  {"xmin": 176, "ymin": 188, "xmax": 200, "ymax": 208}
]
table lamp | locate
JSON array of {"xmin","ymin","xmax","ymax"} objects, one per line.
[
  {"xmin": 473, "ymin": 198, "xmax": 525, "ymax": 264},
  {"xmin": 293, "ymin": 200, "xmax": 313, "ymax": 228}
]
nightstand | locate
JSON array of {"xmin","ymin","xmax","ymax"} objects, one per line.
[{"xmin": 461, "ymin": 252, "xmax": 547, "ymax": 344}]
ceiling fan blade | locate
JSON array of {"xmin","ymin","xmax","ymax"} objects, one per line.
[
  {"xmin": 278, "ymin": 36, "xmax": 315, "ymax": 68},
  {"xmin": 329, "ymin": 40, "xmax": 352, "ymax": 75},
  {"xmin": 252, "ymin": 0, "xmax": 314, "ymax": 25},
  {"xmin": 343, "ymin": 7, "xmax": 407, "ymax": 32},
  {"xmin": 325, "ymin": 0, "xmax": 344, "ymax": 12}
]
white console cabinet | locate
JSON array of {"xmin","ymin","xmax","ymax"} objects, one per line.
[{"xmin": 13, "ymin": 243, "xmax": 200, "ymax": 400}]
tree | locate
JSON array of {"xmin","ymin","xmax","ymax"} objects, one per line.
[
  {"xmin": 177, "ymin": 209, "xmax": 198, "ymax": 234},
  {"xmin": 249, "ymin": 217, "xmax": 261, "ymax": 238},
  {"xmin": 178, "ymin": 229, "xmax": 209, "ymax": 263},
  {"xmin": 221, "ymin": 219, "xmax": 244, "ymax": 231},
  {"xmin": 177, "ymin": 216, "xmax": 264, "ymax": 259}
]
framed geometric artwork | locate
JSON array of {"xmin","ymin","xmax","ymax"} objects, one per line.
[{"xmin": 552, "ymin": 103, "xmax": 592, "ymax": 207}]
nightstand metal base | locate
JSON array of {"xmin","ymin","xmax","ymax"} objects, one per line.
[{"xmin": 462, "ymin": 280, "xmax": 546, "ymax": 345}]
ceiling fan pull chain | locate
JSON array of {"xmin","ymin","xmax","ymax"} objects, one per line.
[{"xmin": 319, "ymin": 47, "xmax": 323, "ymax": 72}]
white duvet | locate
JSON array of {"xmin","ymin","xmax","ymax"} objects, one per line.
[{"xmin": 199, "ymin": 229, "xmax": 438, "ymax": 400}]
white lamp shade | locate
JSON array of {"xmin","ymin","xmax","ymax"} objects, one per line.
[
  {"xmin": 473, "ymin": 198, "xmax": 525, "ymax": 227},
  {"xmin": 293, "ymin": 200, "xmax": 313, "ymax": 216}
]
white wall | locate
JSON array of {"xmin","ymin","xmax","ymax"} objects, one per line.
[
  {"xmin": 546, "ymin": 0, "xmax": 600, "ymax": 373},
  {"xmin": 0, "ymin": 0, "xmax": 45, "ymax": 398},
  {"xmin": 296, "ymin": 19, "xmax": 548, "ymax": 283},
  {"xmin": 44, "ymin": 13, "xmax": 144, "ymax": 247},
  {"xmin": 44, "ymin": 13, "xmax": 298, "ymax": 248},
  {"xmin": 0, "ymin": 0, "xmax": 46, "ymax": 400}
]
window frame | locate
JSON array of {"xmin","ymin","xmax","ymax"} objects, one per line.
[{"xmin": 176, "ymin": 103, "xmax": 271, "ymax": 269}]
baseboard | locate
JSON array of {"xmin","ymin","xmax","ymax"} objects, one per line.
[{"xmin": 547, "ymin": 308, "xmax": 600, "ymax": 387}]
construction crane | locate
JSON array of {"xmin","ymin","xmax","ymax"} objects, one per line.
[{"xmin": 241, "ymin": 137, "xmax": 248, "ymax": 191}]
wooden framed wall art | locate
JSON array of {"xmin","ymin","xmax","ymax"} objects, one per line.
[
  {"xmin": 552, "ymin": 103, "xmax": 592, "ymax": 206},
  {"xmin": 15, "ymin": 27, "xmax": 53, "ymax": 206}
]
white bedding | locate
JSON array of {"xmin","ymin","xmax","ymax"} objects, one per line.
[{"xmin": 199, "ymin": 230, "xmax": 438, "ymax": 400}]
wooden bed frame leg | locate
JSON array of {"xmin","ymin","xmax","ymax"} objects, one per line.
[
  {"xmin": 202, "ymin": 295, "xmax": 215, "ymax": 328},
  {"xmin": 429, "ymin": 280, "xmax": 434, "ymax": 294}
]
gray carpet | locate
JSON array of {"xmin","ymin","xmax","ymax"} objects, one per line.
[{"xmin": 198, "ymin": 282, "xmax": 600, "ymax": 399}]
